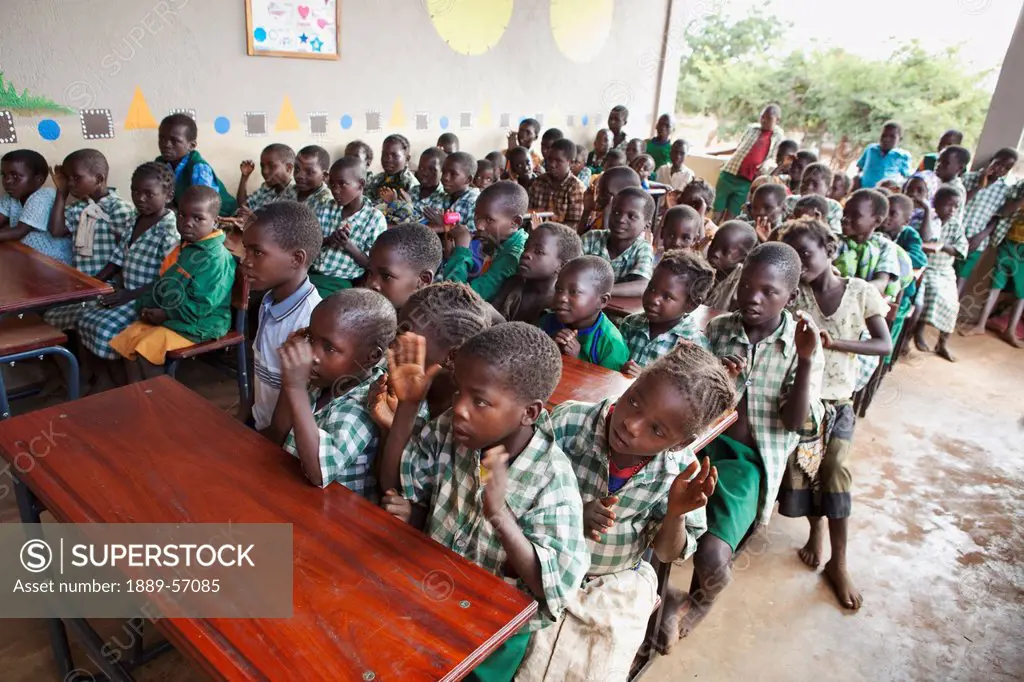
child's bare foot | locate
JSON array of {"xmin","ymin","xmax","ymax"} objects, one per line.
[
  {"xmin": 655, "ymin": 587, "xmax": 687, "ymax": 654},
  {"xmin": 935, "ymin": 344, "xmax": 957, "ymax": 362},
  {"xmin": 1002, "ymin": 330, "xmax": 1023, "ymax": 348},
  {"xmin": 798, "ymin": 519, "xmax": 825, "ymax": 568},
  {"xmin": 823, "ymin": 558, "xmax": 862, "ymax": 610},
  {"xmin": 677, "ymin": 598, "xmax": 710, "ymax": 639},
  {"xmin": 960, "ymin": 325, "xmax": 987, "ymax": 337},
  {"xmin": 913, "ymin": 336, "xmax": 930, "ymax": 352}
]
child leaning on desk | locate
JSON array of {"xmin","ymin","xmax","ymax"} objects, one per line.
[{"xmin": 379, "ymin": 322, "xmax": 587, "ymax": 682}]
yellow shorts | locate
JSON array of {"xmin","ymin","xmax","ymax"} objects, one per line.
[{"xmin": 109, "ymin": 322, "xmax": 193, "ymax": 365}]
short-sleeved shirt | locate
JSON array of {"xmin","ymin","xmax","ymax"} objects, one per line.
[
  {"xmin": 247, "ymin": 181, "xmax": 298, "ymax": 212},
  {"xmin": 619, "ymin": 311, "xmax": 709, "ymax": 368},
  {"xmin": 856, "ymin": 144, "xmax": 913, "ymax": 188},
  {"xmin": 441, "ymin": 187, "xmax": 480, "ymax": 233},
  {"xmin": 645, "ymin": 139, "xmax": 672, "ymax": 171},
  {"xmin": 0, "ymin": 187, "xmax": 71, "ymax": 263},
  {"xmin": 580, "ymin": 229, "xmax": 655, "ymax": 283},
  {"xmin": 399, "ymin": 410, "xmax": 588, "ymax": 631},
  {"xmin": 706, "ymin": 311, "xmax": 824, "ymax": 524},
  {"xmin": 791, "ymin": 279, "xmax": 888, "ymax": 401},
  {"xmin": 991, "ymin": 180, "xmax": 1024, "ymax": 247},
  {"xmin": 365, "ymin": 169, "xmax": 419, "ymax": 204},
  {"xmin": 538, "ymin": 311, "xmax": 630, "ymax": 371},
  {"xmin": 550, "ymin": 399, "xmax": 705, "ymax": 572},
  {"xmin": 961, "ymin": 171, "xmax": 1014, "ymax": 251},
  {"xmin": 64, "ymin": 190, "xmax": 136, "ymax": 276},
  {"xmin": 313, "ymin": 202, "xmax": 387, "ymax": 280},
  {"xmin": 655, "ymin": 164, "xmax": 695, "ymax": 191},
  {"xmin": 528, "ymin": 172, "xmax": 586, "ymax": 225},
  {"xmin": 303, "ymin": 184, "xmax": 336, "ymax": 231},
  {"xmin": 722, "ymin": 124, "xmax": 784, "ymax": 179},
  {"xmin": 834, "ymin": 232, "xmax": 903, "ymax": 299},
  {"xmin": 283, "ymin": 368, "xmax": 384, "ymax": 497},
  {"xmin": 253, "ymin": 278, "xmax": 322, "ymax": 430},
  {"xmin": 173, "ymin": 155, "xmax": 215, "ymax": 189},
  {"xmin": 783, "ymin": 194, "xmax": 844, "ymax": 233}
]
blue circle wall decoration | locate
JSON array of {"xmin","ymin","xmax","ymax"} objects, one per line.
[
  {"xmin": 254, "ymin": 27, "xmax": 267, "ymax": 42},
  {"xmin": 214, "ymin": 116, "xmax": 231, "ymax": 134},
  {"xmin": 439, "ymin": 116, "xmax": 450, "ymax": 130},
  {"xmin": 340, "ymin": 114, "xmax": 353, "ymax": 130},
  {"xmin": 38, "ymin": 119, "xmax": 61, "ymax": 141},
  {"xmin": 582, "ymin": 114, "xmax": 589, "ymax": 126}
]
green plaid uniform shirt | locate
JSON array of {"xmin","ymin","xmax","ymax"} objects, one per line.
[
  {"xmin": 247, "ymin": 181, "xmax": 298, "ymax": 212},
  {"xmin": 283, "ymin": 367, "xmax": 384, "ymax": 498},
  {"xmin": 383, "ymin": 184, "xmax": 446, "ymax": 224},
  {"xmin": 550, "ymin": 399, "xmax": 705, "ymax": 573},
  {"xmin": 77, "ymin": 211, "xmax": 181, "ymax": 359},
  {"xmin": 304, "ymin": 184, "xmax": 335, "ymax": 231},
  {"xmin": 400, "ymin": 410, "xmax": 588, "ymax": 631},
  {"xmin": 783, "ymin": 194, "xmax": 844, "ymax": 233},
  {"xmin": 707, "ymin": 311, "xmax": 823, "ymax": 524},
  {"xmin": 619, "ymin": 311, "xmax": 709, "ymax": 368},
  {"xmin": 313, "ymin": 202, "xmax": 387, "ymax": 280},
  {"xmin": 947, "ymin": 175, "xmax": 966, "ymax": 222},
  {"xmin": 443, "ymin": 187, "xmax": 481, "ymax": 232},
  {"xmin": 581, "ymin": 230, "xmax": 655, "ymax": 283},
  {"xmin": 721, "ymin": 124, "xmax": 784, "ymax": 177},
  {"xmin": 992, "ymin": 180, "xmax": 1024, "ymax": 246},
  {"xmin": 528, "ymin": 172, "xmax": 586, "ymax": 225},
  {"xmin": 366, "ymin": 169, "xmax": 420, "ymax": 204},
  {"xmin": 834, "ymin": 232, "xmax": 903, "ymax": 299},
  {"xmin": 961, "ymin": 171, "xmax": 1013, "ymax": 250},
  {"xmin": 67, "ymin": 190, "xmax": 135, "ymax": 277}
]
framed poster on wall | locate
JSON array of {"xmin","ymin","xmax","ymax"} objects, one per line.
[{"xmin": 245, "ymin": 0, "xmax": 341, "ymax": 60}]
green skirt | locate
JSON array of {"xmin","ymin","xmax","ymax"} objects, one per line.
[
  {"xmin": 704, "ymin": 434, "xmax": 763, "ymax": 551},
  {"xmin": 308, "ymin": 271, "xmax": 353, "ymax": 297},
  {"xmin": 468, "ymin": 630, "xmax": 531, "ymax": 682}
]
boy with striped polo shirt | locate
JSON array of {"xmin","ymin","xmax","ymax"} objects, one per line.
[
  {"xmin": 955, "ymin": 147, "xmax": 1019, "ymax": 290},
  {"xmin": 619, "ymin": 250, "xmax": 714, "ymax": 378},
  {"xmin": 712, "ymin": 104, "xmax": 784, "ymax": 222},
  {"xmin": 518, "ymin": 344, "xmax": 735, "ymax": 677},
  {"xmin": 382, "ymin": 323, "xmax": 587, "ymax": 681},
  {"xmin": 309, "ymin": 156, "xmax": 386, "ymax": 296},
  {"xmin": 240, "ymin": 202, "xmax": 323, "ymax": 432}
]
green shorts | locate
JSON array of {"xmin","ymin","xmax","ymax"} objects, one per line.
[
  {"xmin": 704, "ymin": 434, "xmax": 763, "ymax": 551},
  {"xmin": 713, "ymin": 171, "xmax": 752, "ymax": 217},
  {"xmin": 991, "ymin": 240, "xmax": 1024, "ymax": 299},
  {"xmin": 468, "ymin": 630, "xmax": 531, "ymax": 682},
  {"xmin": 308, "ymin": 272, "xmax": 353, "ymax": 297},
  {"xmin": 955, "ymin": 250, "xmax": 983, "ymax": 280}
]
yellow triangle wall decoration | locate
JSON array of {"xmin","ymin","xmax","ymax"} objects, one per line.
[
  {"xmin": 389, "ymin": 98, "xmax": 407, "ymax": 128},
  {"xmin": 124, "ymin": 87, "xmax": 158, "ymax": 130},
  {"xmin": 274, "ymin": 96, "xmax": 300, "ymax": 132},
  {"xmin": 479, "ymin": 101, "xmax": 493, "ymax": 128}
]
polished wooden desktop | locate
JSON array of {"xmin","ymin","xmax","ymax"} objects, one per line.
[
  {"xmin": 0, "ymin": 242, "xmax": 113, "ymax": 315},
  {"xmin": 548, "ymin": 355, "xmax": 633, "ymax": 409},
  {"xmin": 0, "ymin": 377, "xmax": 536, "ymax": 681}
]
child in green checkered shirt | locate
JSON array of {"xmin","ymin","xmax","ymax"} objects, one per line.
[
  {"xmin": 620, "ymin": 250, "xmax": 714, "ymax": 377},
  {"xmin": 519, "ymin": 343, "xmax": 734, "ymax": 675},
  {"xmin": 308, "ymin": 156, "xmax": 386, "ymax": 297},
  {"xmin": 267, "ymin": 289, "xmax": 396, "ymax": 497},
  {"xmin": 378, "ymin": 147, "xmax": 446, "ymax": 224},
  {"xmin": 43, "ymin": 149, "xmax": 135, "ymax": 330},
  {"xmin": 381, "ymin": 323, "xmax": 588, "ymax": 681},
  {"xmin": 368, "ymin": 282, "xmax": 491, "ymax": 460},
  {"xmin": 581, "ymin": 187, "xmax": 656, "ymax": 297},
  {"xmin": 673, "ymin": 243, "xmax": 824, "ymax": 641},
  {"xmin": 538, "ymin": 256, "xmax": 630, "ymax": 371},
  {"xmin": 364, "ymin": 222, "xmax": 443, "ymax": 311},
  {"xmin": 235, "ymin": 143, "xmax": 296, "ymax": 216}
]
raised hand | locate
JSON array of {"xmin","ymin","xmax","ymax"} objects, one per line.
[
  {"xmin": 386, "ymin": 332, "xmax": 443, "ymax": 403},
  {"xmin": 50, "ymin": 165, "xmax": 68, "ymax": 195},
  {"xmin": 422, "ymin": 206, "xmax": 445, "ymax": 227},
  {"xmin": 622, "ymin": 359, "xmax": 643, "ymax": 378},
  {"xmin": 481, "ymin": 445, "xmax": 510, "ymax": 519},
  {"xmin": 754, "ymin": 216, "xmax": 773, "ymax": 243},
  {"xmin": 666, "ymin": 457, "xmax": 718, "ymax": 517},
  {"xmin": 378, "ymin": 187, "xmax": 397, "ymax": 204},
  {"xmin": 506, "ymin": 129, "xmax": 519, "ymax": 150},
  {"xmin": 583, "ymin": 495, "xmax": 618, "ymax": 541},
  {"xmin": 368, "ymin": 373, "xmax": 398, "ymax": 430},
  {"xmin": 278, "ymin": 333, "xmax": 315, "ymax": 389},
  {"xmin": 240, "ymin": 160, "xmax": 256, "ymax": 178},
  {"xmin": 447, "ymin": 222, "xmax": 472, "ymax": 249},
  {"xmin": 793, "ymin": 310, "xmax": 821, "ymax": 360}
]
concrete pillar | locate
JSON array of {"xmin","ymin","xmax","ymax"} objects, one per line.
[
  {"xmin": 647, "ymin": 0, "xmax": 687, "ymax": 136},
  {"xmin": 972, "ymin": 4, "xmax": 1024, "ymax": 168}
]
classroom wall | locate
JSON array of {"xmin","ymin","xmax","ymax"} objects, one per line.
[{"xmin": 0, "ymin": 0, "xmax": 678, "ymax": 190}]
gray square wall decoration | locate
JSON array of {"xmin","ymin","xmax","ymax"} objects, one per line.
[
  {"xmin": 500, "ymin": 113, "xmax": 511, "ymax": 129},
  {"xmin": 366, "ymin": 111, "xmax": 382, "ymax": 132},
  {"xmin": 416, "ymin": 112, "xmax": 430, "ymax": 131},
  {"xmin": 0, "ymin": 111, "xmax": 16, "ymax": 144},
  {"xmin": 309, "ymin": 113, "xmax": 328, "ymax": 136},
  {"xmin": 460, "ymin": 112, "xmax": 473, "ymax": 129},
  {"xmin": 566, "ymin": 114, "xmax": 575, "ymax": 128},
  {"xmin": 244, "ymin": 112, "xmax": 268, "ymax": 137},
  {"xmin": 80, "ymin": 109, "xmax": 114, "ymax": 139}
]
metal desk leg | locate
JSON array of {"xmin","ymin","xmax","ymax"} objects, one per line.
[{"xmin": 0, "ymin": 346, "xmax": 81, "ymax": 420}]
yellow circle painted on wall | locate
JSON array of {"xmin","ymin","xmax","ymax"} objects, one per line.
[
  {"xmin": 426, "ymin": 0, "xmax": 514, "ymax": 55},
  {"xmin": 550, "ymin": 0, "xmax": 614, "ymax": 63}
]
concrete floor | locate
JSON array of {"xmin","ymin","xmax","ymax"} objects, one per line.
[{"xmin": 1, "ymin": 335, "xmax": 1022, "ymax": 681}]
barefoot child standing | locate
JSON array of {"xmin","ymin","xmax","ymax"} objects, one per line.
[
  {"xmin": 914, "ymin": 186, "xmax": 967, "ymax": 362},
  {"xmin": 779, "ymin": 219, "xmax": 892, "ymax": 610}
]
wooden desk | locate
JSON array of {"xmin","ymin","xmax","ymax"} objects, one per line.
[
  {"xmin": 0, "ymin": 242, "xmax": 113, "ymax": 315},
  {"xmin": 606, "ymin": 296, "xmax": 644, "ymax": 319},
  {"xmin": 0, "ymin": 377, "xmax": 536, "ymax": 681},
  {"xmin": 549, "ymin": 355, "xmax": 633, "ymax": 409}
]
